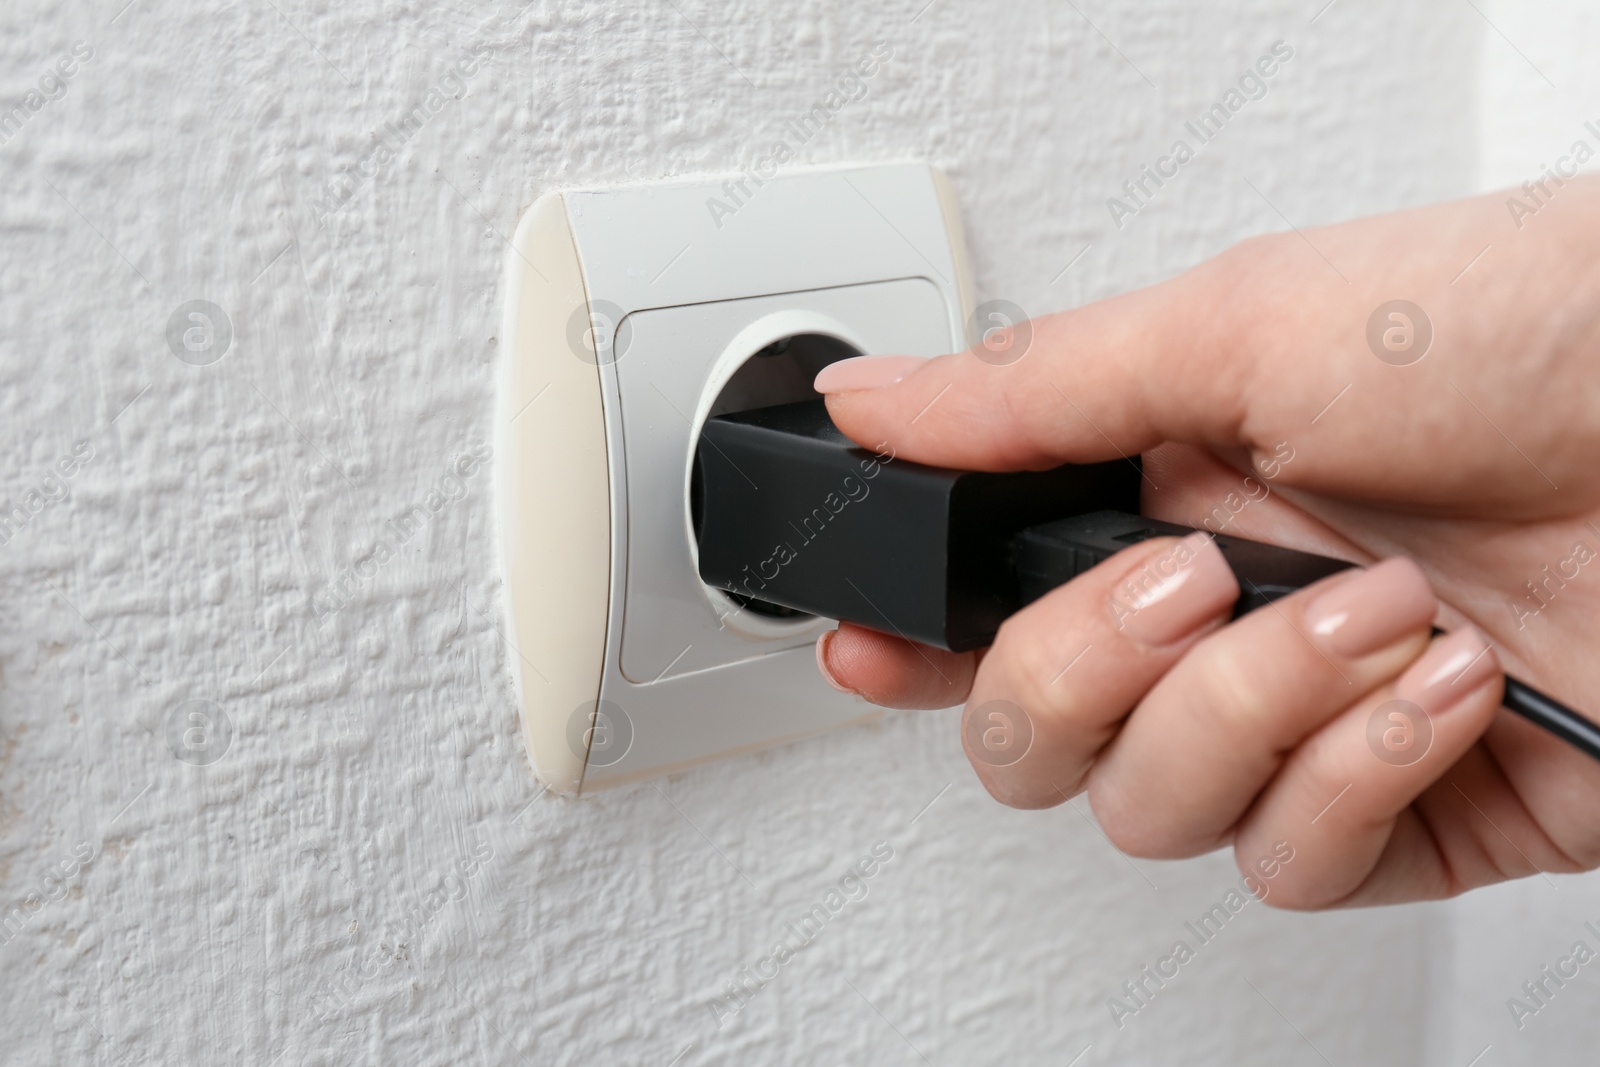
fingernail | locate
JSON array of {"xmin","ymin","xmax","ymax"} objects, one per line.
[
  {"xmin": 816, "ymin": 631, "xmax": 855, "ymax": 694},
  {"xmin": 1112, "ymin": 532, "xmax": 1240, "ymax": 647},
  {"xmin": 1303, "ymin": 557, "xmax": 1437, "ymax": 658},
  {"xmin": 1395, "ymin": 627, "xmax": 1500, "ymax": 715},
  {"xmin": 813, "ymin": 355, "xmax": 927, "ymax": 393}
]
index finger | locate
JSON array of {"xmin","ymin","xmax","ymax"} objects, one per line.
[{"xmin": 813, "ymin": 274, "xmax": 1253, "ymax": 472}]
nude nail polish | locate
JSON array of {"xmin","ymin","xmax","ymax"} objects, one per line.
[
  {"xmin": 816, "ymin": 631, "xmax": 855, "ymax": 694},
  {"xmin": 1303, "ymin": 557, "xmax": 1437, "ymax": 657},
  {"xmin": 1112, "ymin": 532, "xmax": 1240, "ymax": 646},
  {"xmin": 813, "ymin": 355, "xmax": 928, "ymax": 393},
  {"xmin": 1394, "ymin": 627, "xmax": 1500, "ymax": 716}
]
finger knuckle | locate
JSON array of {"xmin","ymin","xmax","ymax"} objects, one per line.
[
  {"xmin": 1242, "ymin": 866, "xmax": 1326, "ymax": 911},
  {"xmin": 1184, "ymin": 637, "xmax": 1285, "ymax": 751},
  {"xmin": 1093, "ymin": 801, "xmax": 1160, "ymax": 859},
  {"xmin": 1089, "ymin": 774, "xmax": 1217, "ymax": 860},
  {"xmin": 973, "ymin": 766, "xmax": 1064, "ymax": 811},
  {"xmin": 988, "ymin": 614, "xmax": 1080, "ymax": 729},
  {"xmin": 1194, "ymin": 233, "xmax": 1296, "ymax": 356},
  {"xmin": 1087, "ymin": 785, "xmax": 1180, "ymax": 859}
]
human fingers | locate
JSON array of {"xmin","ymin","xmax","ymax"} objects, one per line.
[
  {"xmin": 813, "ymin": 276, "xmax": 1246, "ymax": 474},
  {"xmin": 1085, "ymin": 558, "xmax": 1437, "ymax": 860},
  {"xmin": 958, "ymin": 532, "xmax": 1240, "ymax": 808},
  {"xmin": 1230, "ymin": 627, "xmax": 1505, "ymax": 909},
  {"xmin": 815, "ymin": 622, "xmax": 977, "ymax": 710}
]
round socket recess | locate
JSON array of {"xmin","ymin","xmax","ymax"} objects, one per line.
[{"xmin": 690, "ymin": 328, "xmax": 864, "ymax": 629}]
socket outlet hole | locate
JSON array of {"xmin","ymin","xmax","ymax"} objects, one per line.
[{"xmin": 692, "ymin": 333, "xmax": 862, "ymax": 620}]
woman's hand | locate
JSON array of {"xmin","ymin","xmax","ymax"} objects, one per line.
[{"xmin": 811, "ymin": 177, "xmax": 1600, "ymax": 908}]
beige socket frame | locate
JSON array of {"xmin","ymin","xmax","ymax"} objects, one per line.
[{"xmin": 496, "ymin": 163, "xmax": 975, "ymax": 794}]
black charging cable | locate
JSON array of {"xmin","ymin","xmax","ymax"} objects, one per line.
[{"xmin": 693, "ymin": 399, "xmax": 1600, "ymax": 764}]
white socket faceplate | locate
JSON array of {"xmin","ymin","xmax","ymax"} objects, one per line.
[{"xmin": 497, "ymin": 163, "xmax": 975, "ymax": 793}]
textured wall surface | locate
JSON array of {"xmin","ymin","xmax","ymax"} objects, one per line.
[{"xmin": 0, "ymin": 0, "xmax": 1568, "ymax": 1064}]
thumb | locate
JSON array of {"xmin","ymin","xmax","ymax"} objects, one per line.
[{"xmin": 815, "ymin": 268, "xmax": 1257, "ymax": 472}]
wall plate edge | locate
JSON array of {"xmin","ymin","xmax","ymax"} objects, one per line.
[
  {"xmin": 498, "ymin": 191, "xmax": 613, "ymax": 796},
  {"xmin": 576, "ymin": 705, "xmax": 885, "ymax": 793},
  {"xmin": 547, "ymin": 157, "xmax": 944, "ymax": 201},
  {"xmin": 930, "ymin": 166, "xmax": 978, "ymax": 335}
]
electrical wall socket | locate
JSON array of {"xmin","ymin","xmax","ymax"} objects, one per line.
[{"xmin": 497, "ymin": 162, "xmax": 975, "ymax": 794}]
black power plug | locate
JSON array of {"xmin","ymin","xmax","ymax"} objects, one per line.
[{"xmin": 693, "ymin": 399, "xmax": 1137, "ymax": 650}]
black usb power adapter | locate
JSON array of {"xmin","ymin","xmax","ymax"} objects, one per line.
[
  {"xmin": 693, "ymin": 398, "xmax": 1600, "ymax": 764},
  {"xmin": 693, "ymin": 399, "xmax": 1346, "ymax": 652}
]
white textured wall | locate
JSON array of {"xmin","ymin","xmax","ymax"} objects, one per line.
[{"xmin": 0, "ymin": 0, "xmax": 1522, "ymax": 1063}]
